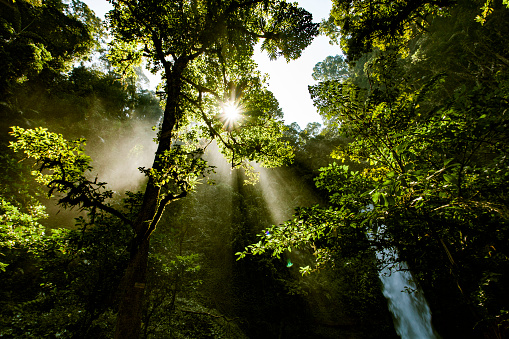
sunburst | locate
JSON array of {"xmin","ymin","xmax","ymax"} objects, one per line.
[{"xmin": 219, "ymin": 101, "xmax": 243, "ymax": 130}]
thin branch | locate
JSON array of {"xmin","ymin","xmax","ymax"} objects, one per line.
[
  {"xmin": 48, "ymin": 179, "xmax": 133, "ymax": 226},
  {"xmin": 180, "ymin": 91, "xmax": 234, "ymax": 153},
  {"xmin": 139, "ymin": 190, "xmax": 188, "ymax": 244},
  {"xmin": 181, "ymin": 76, "xmax": 221, "ymax": 100}
]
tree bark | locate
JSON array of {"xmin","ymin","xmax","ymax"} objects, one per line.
[
  {"xmin": 114, "ymin": 236, "xmax": 150, "ymax": 339},
  {"xmin": 114, "ymin": 64, "xmax": 185, "ymax": 339}
]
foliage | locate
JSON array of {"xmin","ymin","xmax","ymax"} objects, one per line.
[
  {"xmin": 1, "ymin": 128, "xmax": 132, "ymax": 338},
  {"xmin": 476, "ymin": 0, "xmax": 509, "ymax": 24},
  {"xmin": 0, "ymin": 213, "xmax": 134, "ymax": 338},
  {"xmin": 324, "ymin": 0, "xmax": 456, "ymax": 60},
  {"xmin": 243, "ymin": 1, "xmax": 509, "ymax": 337},
  {"xmin": 0, "ymin": 0, "xmax": 101, "ymax": 95},
  {"xmin": 1, "ymin": 128, "xmax": 141, "ymax": 336},
  {"xmin": 0, "ymin": 150, "xmax": 46, "ymax": 212},
  {"xmin": 8, "ymin": 127, "xmax": 129, "ymax": 222},
  {"xmin": 311, "ymin": 54, "xmax": 349, "ymax": 82},
  {"xmin": 9, "ymin": 127, "xmax": 91, "ymax": 185},
  {"xmin": 0, "ymin": 197, "xmax": 46, "ymax": 272},
  {"xmin": 1, "ymin": 64, "xmax": 161, "ymax": 135}
]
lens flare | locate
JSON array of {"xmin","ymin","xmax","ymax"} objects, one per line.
[
  {"xmin": 219, "ymin": 101, "xmax": 242, "ymax": 130},
  {"xmin": 224, "ymin": 102, "xmax": 240, "ymax": 120}
]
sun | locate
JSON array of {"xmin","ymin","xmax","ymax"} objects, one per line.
[
  {"xmin": 224, "ymin": 102, "xmax": 241, "ymax": 120},
  {"xmin": 219, "ymin": 101, "xmax": 242, "ymax": 130}
]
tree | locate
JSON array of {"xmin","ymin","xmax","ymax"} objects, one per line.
[
  {"xmin": 105, "ymin": 1, "xmax": 318, "ymax": 337},
  {"xmin": 9, "ymin": 1, "xmax": 318, "ymax": 337},
  {"xmin": 311, "ymin": 54, "xmax": 349, "ymax": 82}
]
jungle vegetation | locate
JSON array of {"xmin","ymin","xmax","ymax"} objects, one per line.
[{"xmin": 1, "ymin": 0, "xmax": 508, "ymax": 338}]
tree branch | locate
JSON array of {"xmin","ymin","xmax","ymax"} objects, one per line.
[
  {"xmin": 48, "ymin": 179, "xmax": 133, "ymax": 226},
  {"xmin": 181, "ymin": 76, "xmax": 221, "ymax": 101},
  {"xmin": 140, "ymin": 190, "xmax": 188, "ymax": 243}
]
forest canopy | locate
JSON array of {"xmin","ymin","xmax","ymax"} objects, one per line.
[
  {"xmin": 1, "ymin": 0, "xmax": 508, "ymax": 339},
  {"xmin": 241, "ymin": 0, "xmax": 509, "ymax": 338}
]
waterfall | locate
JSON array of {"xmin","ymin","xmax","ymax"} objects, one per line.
[
  {"xmin": 378, "ymin": 248, "xmax": 440, "ymax": 339},
  {"xmin": 364, "ymin": 205, "xmax": 439, "ymax": 339}
]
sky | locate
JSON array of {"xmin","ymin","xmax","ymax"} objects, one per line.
[{"xmin": 81, "ymin": 0, "xmax": 341, "ymax": 128}]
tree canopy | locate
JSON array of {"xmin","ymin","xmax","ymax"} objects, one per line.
[{"xmin": 0, "ymin": 0, "xmax": 101, "ymax": 95}]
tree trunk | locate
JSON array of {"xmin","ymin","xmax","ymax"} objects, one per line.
[
  {"xmin": 114, "ymin": 66, "xmax": 184, "ymax": 339},
  {"xmin": 114, "ymin": 236, "xmax": 150, "ymax": 339}
]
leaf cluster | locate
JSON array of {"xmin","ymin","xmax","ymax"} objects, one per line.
[
  {"xmin": 0, "ymin": 0, "xmax": 101, "ymax": 94},
  {"xmin": 8, "ymin": 127, "xmax": 132, "ymax": 226}
]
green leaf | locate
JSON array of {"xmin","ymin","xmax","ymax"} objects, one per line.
[
  {"xmin": 443, "ymin": 174, "xmax": 457, "ymax": 184},
  {"xmin": 372, "ymin": 192, "xmax": 382, "ymax": 204}
]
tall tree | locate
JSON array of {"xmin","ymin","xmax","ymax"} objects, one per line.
[{"xmin": 98, "ymin": 1, "xmax": 317, "ymax": 337}]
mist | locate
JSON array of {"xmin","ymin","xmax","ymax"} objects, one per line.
[{"xmin": 87, "ymin": 120, "xmax": 158, "ymax": 193}]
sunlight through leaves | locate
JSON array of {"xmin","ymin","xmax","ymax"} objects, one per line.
[{"xmin": 219, "ymin": 101, "xmax": 242, "ymax": 131}]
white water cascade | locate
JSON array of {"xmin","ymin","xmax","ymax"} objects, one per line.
[{"xmin": 378, "ymin": 248, "xmax": 440, "ymax": 339}]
